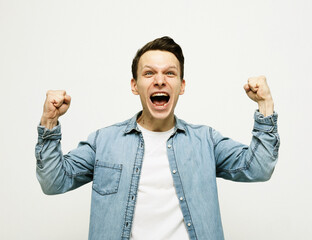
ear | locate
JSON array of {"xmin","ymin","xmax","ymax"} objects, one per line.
[
  {"xmin": 131, "ymin": 78, "xmax": 139, "ymax": 95},
  {"xmin": 179, "ymin": 79, "xmax": 186, "ymax": 95}
]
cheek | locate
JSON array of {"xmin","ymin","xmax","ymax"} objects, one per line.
[
  {"xmin": 138, "ymin": 91, "xmax": 149, "ymax": 103},
  {"xmin": 174, "ymin": 83, "xmax": 183, "ymax": 93},
  {"xmin": 137, "ymin": 79, "xmax": 153, "ymax": 89}
]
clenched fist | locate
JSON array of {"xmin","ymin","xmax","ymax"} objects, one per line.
[
  {"xmin": 40, "ymin": 90, "xmax": 71, "ymax": 129},
  {"xmin": 243, "ymin": 76, "xmax": 274, "ymax": 117}
]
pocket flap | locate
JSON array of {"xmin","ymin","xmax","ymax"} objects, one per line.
[{"xmin": 92, "ymin": 160, "xmax": 122, "ymax": 195}]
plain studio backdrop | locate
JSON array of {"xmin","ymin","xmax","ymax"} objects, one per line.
[{"xmin": 0, "ymin": 0, "xmax": 311, "ymax": 239}]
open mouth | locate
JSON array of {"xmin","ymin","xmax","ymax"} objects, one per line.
[{"xmin": 150, "ymin": 92, "xmax": 170, "ymax": 106}]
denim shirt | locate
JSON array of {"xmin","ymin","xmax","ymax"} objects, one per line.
[{"xmin": 35, "ymin": 111, "xmax": 279, "ymax": 240}]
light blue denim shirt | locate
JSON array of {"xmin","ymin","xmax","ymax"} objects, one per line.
[{"xmin": 35, "ymin": 111, "xmax": 279, "ymax": 240}]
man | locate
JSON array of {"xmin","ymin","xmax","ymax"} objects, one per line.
[{"xmin": 36, "ymin": 36, "xmax": 279, "ymax": 240}]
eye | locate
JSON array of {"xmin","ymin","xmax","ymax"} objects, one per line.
[
  {"xmin": 166, "ymin": 71, "xmax": 175, "ymax": 76},
  {"xmin": 144, "ymin": 71, "xmax": 153, "ymax": 76}
]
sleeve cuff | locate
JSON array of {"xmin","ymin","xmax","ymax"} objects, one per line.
[
  {"xmin": 37, "ymin": 122, "xmax": 62, "ymax": 140},
  {"xmin": 253, "ymin": 110, "xmax": 278, "ymax": 133}
]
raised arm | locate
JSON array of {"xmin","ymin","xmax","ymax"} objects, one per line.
[
  {"xmin": 36, "ymin": 90, "xmax": 96, "ymax": 194},
  {"xmin": 215, "ymin": 76, "xmax": 280, "ymax": 182}
]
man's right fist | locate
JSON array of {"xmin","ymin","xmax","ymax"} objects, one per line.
[{"xmin": 40, "ymin": 90, "xmax": 71, "ymax": 129}]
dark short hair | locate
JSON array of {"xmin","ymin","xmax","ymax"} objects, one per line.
[{"xmin": 131, "ymin": 36, "xmax": 184, "ymax": 80}]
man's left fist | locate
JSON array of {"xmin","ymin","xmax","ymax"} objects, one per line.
[{"xmin": 243, "ymin": 76, "xmax": 274, "ymax": 116}]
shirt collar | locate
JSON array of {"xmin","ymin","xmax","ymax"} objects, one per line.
[{"xmin": 124, "ymin": 111, "xmax": 186, "ymax": 134}]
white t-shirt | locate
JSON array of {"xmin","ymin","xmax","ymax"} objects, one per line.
[{"xmin": 130, "ymin": 124, "xmax": 189, "ymax": 240}]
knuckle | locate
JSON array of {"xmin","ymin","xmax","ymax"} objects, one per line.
[
  {"xmin": 55, "ymin": 91, "xmax": 65, "ymax": 99},
  {"xmin": 55, "ymin": 90, "xmax": 66, "ymax": 96}
]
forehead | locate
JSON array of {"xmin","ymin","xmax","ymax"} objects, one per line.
[{"xmin": 138, "ymin": 50, "xmax": 180, "ymax": 70}]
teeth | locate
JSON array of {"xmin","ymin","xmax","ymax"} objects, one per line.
[{"xmin": 151, "ymin": 93, "xmax": 169, "ymax": 97}]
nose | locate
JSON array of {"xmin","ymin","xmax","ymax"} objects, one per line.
[{"xmin": 154, "ymin": 73, "xmax": 166, "ymax": 87}]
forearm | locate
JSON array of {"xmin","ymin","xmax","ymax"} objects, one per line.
[
  {"xmin": 36, "ymin": 138, "xmax": 69, "ymax": 195},
  {"xmin": 258, "ymin": 98, "xmax": 274, "ymax": 117},
  {"xmin": 40, "ymin": 115, "xmax": 58, "ymax": 129}
]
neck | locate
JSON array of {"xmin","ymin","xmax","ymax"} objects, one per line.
[{"xmin": 137, "ymin": 111, "xmax": 175, "ymax": 132}]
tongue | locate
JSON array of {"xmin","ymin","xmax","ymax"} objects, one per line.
[{"xmin": 153, "ymin": 99, "xmax": 167, "ymax": 106}]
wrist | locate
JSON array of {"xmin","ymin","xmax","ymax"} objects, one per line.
[
  {"xmin": 258, "ymin": 98, "xmax": 274, "ymax": 117},
  {"xmin": 40, "ymin": 116, "xmax": 58, "ymax": 129}
]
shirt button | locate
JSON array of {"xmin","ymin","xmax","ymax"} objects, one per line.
[
  {"xmin": 187, "ymin": 223, "xmax": 191, "ymax": 227},
  {"xmin": 179, "ymin": 197, "xmax": 183, "ymax": 201},
  {"xmin": 167, "ymin": 144, "xmax": 172, "ymax": 148},
  {"xmin": 172, "ymin": 170, "xmax": 177, "ymax": 174}
]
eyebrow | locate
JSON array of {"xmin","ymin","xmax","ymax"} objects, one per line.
[{"xmin": 142, "ymin": 65, "xmax": 178, "ymax": 70}]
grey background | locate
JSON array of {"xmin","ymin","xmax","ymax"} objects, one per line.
[{"xmin": 1, "ymin": 0, "xmax": 311, "ymax": 239}]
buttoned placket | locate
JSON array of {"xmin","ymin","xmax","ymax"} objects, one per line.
[
  {"xmin": 166, "ymin": 134, "xmax": 198, "ymax": 240},
  {"xmin": 121, "ymin": 132, "xmax": 145, "ymax": 239}
]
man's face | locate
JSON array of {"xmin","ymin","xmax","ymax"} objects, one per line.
[{"xmin": 131, "ymin": 50, "xmax": 185, "ymax": 122}]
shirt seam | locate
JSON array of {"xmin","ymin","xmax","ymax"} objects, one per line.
[
  {"xmin": 217, "ymin": 132, "xmax": 261, "ymax": 174},
  {"xmin": 210, "ymin": 127, "xmax": 262, "ymax": 174}
]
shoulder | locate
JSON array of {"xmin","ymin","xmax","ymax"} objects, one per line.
[
  {"xmin": 176, "ymin": 117, "xmax": 215, "ymax": 138},
  {"xmin": 97, "ymin": 117, "xmax": 133, "ymax": 135},
  {"xmin": 86, "ymin": 116, "xmax": 137, "ymax": 148}
]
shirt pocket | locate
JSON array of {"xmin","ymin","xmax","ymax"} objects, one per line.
[{"xmin": 92, "ymin": 160, "xmax": 123, "ymax": 195}]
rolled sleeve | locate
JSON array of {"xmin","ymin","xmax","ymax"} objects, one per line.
[
  {"xmin": 253, "ymin": 111, "xmax": 278, "ymax": 133},
  {"xmin": 37, "ymin": 123, "xmax": 62, "ymax": 142}
]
